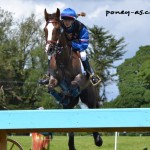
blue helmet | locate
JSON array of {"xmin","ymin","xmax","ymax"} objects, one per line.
[{"xmin": 61, "ymin": 8, "xmax": 77, "ymax": 20}]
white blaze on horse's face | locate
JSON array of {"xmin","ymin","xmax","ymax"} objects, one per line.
[
  {"xmin": 47, "ymin": 22, "xmax": 54, "ymax": 41},
  {"xmin": 45, "ymin": 22, "xmax": 54, "ymax": 53}
]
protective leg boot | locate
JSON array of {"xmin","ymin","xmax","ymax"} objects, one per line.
[
  {"xmin": 48, "ymin": 88, "xmax": 69, "ymax": 105},
  {"xmin": 82, "ymin": 59, "xmax": 91, "ymax": 78}
]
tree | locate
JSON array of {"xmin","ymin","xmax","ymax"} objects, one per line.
[
  {"xmin": 88, "ymin": 26, "xmax": 126, "ymax": 101},
  {"xmin": 0, "ymin": 8, "xmax": 57, "ymax": 109},
  {"xmin": 113, "ymin": 46, "xmax": 150, "ymax": 108},
  {"xmin": 0, "ymin": 8, "xmax": 15, "ymax": 109}
]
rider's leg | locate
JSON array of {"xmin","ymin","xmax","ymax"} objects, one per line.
[
  {"xmin": 80, "ymin": 51, "xmax": 101, "ymax": 86},
  {"xmin": 80, "ymin": 51, "xmax": 93, "ymax": 76}
]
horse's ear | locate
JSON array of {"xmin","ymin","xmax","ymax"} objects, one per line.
[
  {"xmin": 56, "ymin": 8, "xmax": 60, "ymax": 19},
  {"xmin": 44, "ymin": 8, "xmax": 48, "ymax": 21}
]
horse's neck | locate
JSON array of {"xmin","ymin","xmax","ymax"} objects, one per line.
[
  {"xmin": 59, "ymin": 32, "xmax": 71, "ymax": 63},
  {"xmin": 52, "ymin": 28, "xmax": 81, "ymax": 78}
]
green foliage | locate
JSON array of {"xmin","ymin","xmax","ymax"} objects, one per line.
[
  {"xmin": 8, "ymin": 135, "xmax": 150, "ymax": 150},
  {"xmin": 113, "ymin": 46, "xmax": 150, "ymax": 108},
  {"xmin": 0, "ymin": 8, "xmax": 54, "ymax": 110},
  {"xmin": 88, "ymin": 26, "xmax": 126, "ymax": 101}
]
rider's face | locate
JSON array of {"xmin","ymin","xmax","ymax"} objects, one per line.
[{"xmin": 63, "ymin": 19, "xmax": 74, "ymax": 28}]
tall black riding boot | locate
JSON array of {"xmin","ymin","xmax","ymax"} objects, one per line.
[
  {"xmin": 82, "ymin": 59, "xmax": 92, "ymax": 78},
  {"xmin": 82, "ymin": 59, "xmax": 101, "ymax": 86}
]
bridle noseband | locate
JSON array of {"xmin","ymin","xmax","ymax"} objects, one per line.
[
  {"xmin": 44, "ymin": 20, "xmax": 58, "ymax": 44},
  {"xmin": 44, "ymin": 19, "xmax": 63, "ymax": 56}
]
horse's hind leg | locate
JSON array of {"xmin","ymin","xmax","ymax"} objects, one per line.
[
  {"xmin": 63, "ymin": 97, "xmax": 79, "ymax": 150},
  {"xmin": 68, "ymin": 132, "xmax": 76, "ymax": 150},
  {"xmin": 79, "ymin": 87, "xmax": 103, "ymax": 147},
  {"xmin": 93, "ymin": 132, "xmax": 103, "ymax": 147}
]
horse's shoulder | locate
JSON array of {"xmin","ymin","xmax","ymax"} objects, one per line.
[
  {"xmin": 50, "ymin": 56, "xmax": 57, "ymax": 69},
  {"xmin": 72, "ymin": 51, "xmax": 80, "ymax": 60}
]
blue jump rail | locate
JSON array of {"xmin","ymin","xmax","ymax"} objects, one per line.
[
  {"xmin": 0, "ymin": 108, "xmax": 150, "ymax": 150},
  {"xmin": 0, "ymin": 108, "xmax": 150, "ymax": 133}
]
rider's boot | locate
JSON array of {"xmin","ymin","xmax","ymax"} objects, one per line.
[
  {"xmin": 82, "ymin": 59, "xmax": 101, "ymax": 86},
  {"xmin": 38, "ymin": 74, "xmax": 50, "ymax": 85}
]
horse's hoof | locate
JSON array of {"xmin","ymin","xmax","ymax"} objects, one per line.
[{"xmin": 93, "ymin": 133, "xmax": 103, "ymax": 147}]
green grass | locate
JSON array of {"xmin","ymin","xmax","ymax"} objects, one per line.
[{"xmin": 8, "ymin": 135, "xmax": 150, "ymax": 150}]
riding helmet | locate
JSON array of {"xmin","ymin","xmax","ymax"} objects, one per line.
[{"xmin": 61, "ymin": 8, "xmax": 77, "ymax": 20}]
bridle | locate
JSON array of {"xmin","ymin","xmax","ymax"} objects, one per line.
[
  {"xmin": 44, "ymin": 18, "xmax": 73, "ymax": 64},
  {"xmin": 44, "ymin": 20, "xmax": 58, "ymax": 44},
  {"xmin": 44, "ymin": 19, "xmax": 63, "ymax": 56}
]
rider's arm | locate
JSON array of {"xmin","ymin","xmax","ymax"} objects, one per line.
[{"xmin": 71, "ymin": 27, "xmax": 89, "ymax": 51}]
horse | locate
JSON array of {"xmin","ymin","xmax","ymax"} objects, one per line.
[{"xmin": 43, "ymin": 8, "xmax": 103, "ymax": 150}]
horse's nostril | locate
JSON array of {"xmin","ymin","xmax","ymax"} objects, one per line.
[{"xmin": 50, "ymin": 47, "xmax": 53, "ymax": 52}]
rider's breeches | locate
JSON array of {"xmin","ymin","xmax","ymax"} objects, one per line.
[
  {"xmin": 80, "ymin": 51, "xmax": 87, "ymax": 61},
  {"xmin": 80, "ymin": 51, "xmax": 92, "ymax": 74}
]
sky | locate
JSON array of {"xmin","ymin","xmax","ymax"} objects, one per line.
[{"xmin": 1, "ymin": 0, "xmax": 150, "ymax": 100}]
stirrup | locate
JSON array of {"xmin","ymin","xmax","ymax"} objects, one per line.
[{"xmin": 89, "ymin": 74, "xmax": 101, "ymax": 86}]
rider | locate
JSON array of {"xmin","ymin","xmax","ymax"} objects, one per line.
[
  {"xmin": 39, "ymin": 8, "xmax": 100, "ymax": 86},
  {"xmin": 60, "ymin": 8, "xmax": 100, "ymax": 85}
]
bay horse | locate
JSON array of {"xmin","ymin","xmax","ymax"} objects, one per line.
[{"xmin": 43, "ymin": 8, "xmax": 103, "ymax": 150}]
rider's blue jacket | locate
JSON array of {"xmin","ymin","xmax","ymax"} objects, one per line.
[{"xmin": 61, "ymin": 20, "xmax": 89, "ymax": 52}]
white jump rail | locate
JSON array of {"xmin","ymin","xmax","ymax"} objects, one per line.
[{"xmin": 0, "ymin": 108, "xmax": 150, "ymax": 149}]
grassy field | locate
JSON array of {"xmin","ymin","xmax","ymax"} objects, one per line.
[{"xmin": 8, "ymin": 135, "xmax": 150, "ymax": 150}]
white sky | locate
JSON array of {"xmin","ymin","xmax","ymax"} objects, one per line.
[{"xmin": 1, "ymin": 0, "xmax": 150, "ymax": 100}]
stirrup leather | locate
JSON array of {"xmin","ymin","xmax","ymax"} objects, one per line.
[{"xmin": 89, "ymin": 74, "xmax": 101, "ymax": 86}]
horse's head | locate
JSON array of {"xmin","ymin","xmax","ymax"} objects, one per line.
[
  {"xmin": 44, "ymin": 8, "xmax": 62, "ymax": 55},
  {"xmin": 44, "ymin": 8, "xmax": 71, "ymax": 62}
]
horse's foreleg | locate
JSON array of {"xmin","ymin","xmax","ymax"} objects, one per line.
[
  {"xmin": 48, "ymin": 77, "xmax": 62, "ymax": 102},
  {"xmin": 71, "ymin": 74, "xmax": 89, "ymax": 91},
  {"xmin": 70, "ymin": 74, "xmax": 86, "ymax": 97},
  {"xmin": 48, "ymin": 78, "xmax": 70, "ymax": 105},
  {"xmin": 68, "ymin": 132, "xmax": 76, "ymax": 150},
  {"xmin": 93, "ymin": 132, "xmax": 103, "ymax": 147}
]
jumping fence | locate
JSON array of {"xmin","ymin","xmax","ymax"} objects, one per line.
[{"xmin": 0, "ymin": 108, "xmax": 150, "ymax": 150}]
